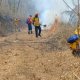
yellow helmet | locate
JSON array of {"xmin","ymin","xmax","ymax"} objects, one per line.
[{"xmin": 74, "ymin": 27, "xmax": 80, "ymax": 35}]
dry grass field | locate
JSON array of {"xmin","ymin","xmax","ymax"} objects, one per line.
[{"xmin": 0, "ymin": 22, "xmax": 80, "ymax": 80}]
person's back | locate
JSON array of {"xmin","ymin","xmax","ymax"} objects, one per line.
[
  {"xmin": 33, "ymin": 16, "xmax": 40, "ymax": 27},
  {"xmin": 27, "ymin": 15, "xmax": 33, "ymax": 24},
  {"xmin": 27, "ymin": 18, "xmax": 31, "ymax": 24}
]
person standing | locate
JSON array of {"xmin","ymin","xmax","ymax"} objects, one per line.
[
  {"xmin": 14, "ymin": 18, "xmax": 21, "ymax": 32},
  {"xmin": 26, "ymin": 15, "xmax": 33, "ymax": 34},
  {"xmin": 33, "ymin": 13, "xmax": 41, "ymax": 37}
]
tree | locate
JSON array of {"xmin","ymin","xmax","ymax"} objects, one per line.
[{"xmin": 62, "ymin": 0, "xmax": 80, "ymax": 26}]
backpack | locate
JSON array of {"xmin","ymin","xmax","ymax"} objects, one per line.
[{"xmin": 26, "ymin": 18, "xmax": 31, "ymax": 24}]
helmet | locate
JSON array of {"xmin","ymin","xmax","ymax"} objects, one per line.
[{"xmin": 35, "ymin": 13, "xmax": 38, "ymax": 16}]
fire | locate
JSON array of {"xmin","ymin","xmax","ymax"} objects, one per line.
[{"xmin": 49, "ymin": 16, "xmax": 60, "ymax": 35}]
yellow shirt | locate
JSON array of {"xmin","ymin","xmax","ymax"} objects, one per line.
[
  {"xmin": 33, "ymin": 17, "xmax": 40, "ymax": 26},
  {"xmin": 14, "ymin": 19, "xmax": 19, "ymax": 26},
  {"xmin": 74, "ymin": 29, "xmax": 80, "ymax": 35}
]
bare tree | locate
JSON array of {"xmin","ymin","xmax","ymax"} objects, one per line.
[
  {"xmin": 0, "ymin": 0, "xmax": 2, "ymax": 6},
  {"xmin": 62, "ymin": 0, "xmax": 80, "ymax": 26}
]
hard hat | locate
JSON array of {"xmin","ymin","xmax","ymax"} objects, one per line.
[{"xmin": 35, "ymin": 13, "xmax": 38, "ymax": 16}]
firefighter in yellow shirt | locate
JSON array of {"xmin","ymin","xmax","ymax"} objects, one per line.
[
  {"xmin": 69, "ymin": 27, "xmax": 80, "ymax": 50},
  {"xmin": 33, "ymin": 13, "xmax": 41, "ymax": 38},
  {"xmin": 14, "ymin": 18, "xmax": 21, "ymax": 32},
  {"xmin": 74, "ymin": 27, "xmax": 80, "ymax": 36}
]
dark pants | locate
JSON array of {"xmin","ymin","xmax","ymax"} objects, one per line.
[
  {"xmin": 28, "ymin": 24, "xmax": 32, "ymax": 34},
  {"xmin": 35, "ymin": 26, "xmax": 41, "ymax": 37}
]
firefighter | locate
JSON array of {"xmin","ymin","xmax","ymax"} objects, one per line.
[
  {"xmin": 26, "ymin": 15, "xmax": 33, "ymax": 34},
  {"xmin": 14, "ymin": 18, "xmax": 21, "ymax": 32},
  {"xmin": 33, "ymin": 13, "xmax": 41, "ymax": 37}
]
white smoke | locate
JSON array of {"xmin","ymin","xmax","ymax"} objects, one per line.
[
  {"xmin": 0, "ymin": 0, "xmax": 67, "ymax": 26},
  {"xmin": 31, "ymin": 0, "xmax": 63, "ymax": 27},
  {"xmin": 32, "ymin": 0, "xmax": 54, "ymax": 25}
]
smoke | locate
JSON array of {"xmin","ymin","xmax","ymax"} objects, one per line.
[
  {"xmin": 0, "ymin": 0, "xmax": 67, "ymax": 26},
  {"xmin": 31, "ymin": 0, "xmax": 68, "ymax": 29},
  {"xmin": 32, "ymin": 0, "xmax": 56, "ymax": 26}
]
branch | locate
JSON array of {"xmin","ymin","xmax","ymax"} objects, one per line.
[
  {"xmin": 72, "ymin": 0, "xmax": 76, "ymax": 6},
  {"xmin": 69, "ymin": 14, "xmax": 77, "ymax": 24},
  {"xmin": 8, "ymin": 0, "xmax": 11, "ymax": 10},
  {"xmin": 0, "ymin": 0, "xmax": 2, "ymax": 6},
  {"xmin": 73, "ymin": 73, "xmax": 80, "ymax": 80},
  {"xmin": 63, "ymin": 0, "xmax": 78, "ymax": 15},
  {"xmin": 17, "ymin": 0, "xmax": 21, "ymax": 11},
  {"xmin": 62, "ymin": 11, "xmax": 73, "ymax": 15}
]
